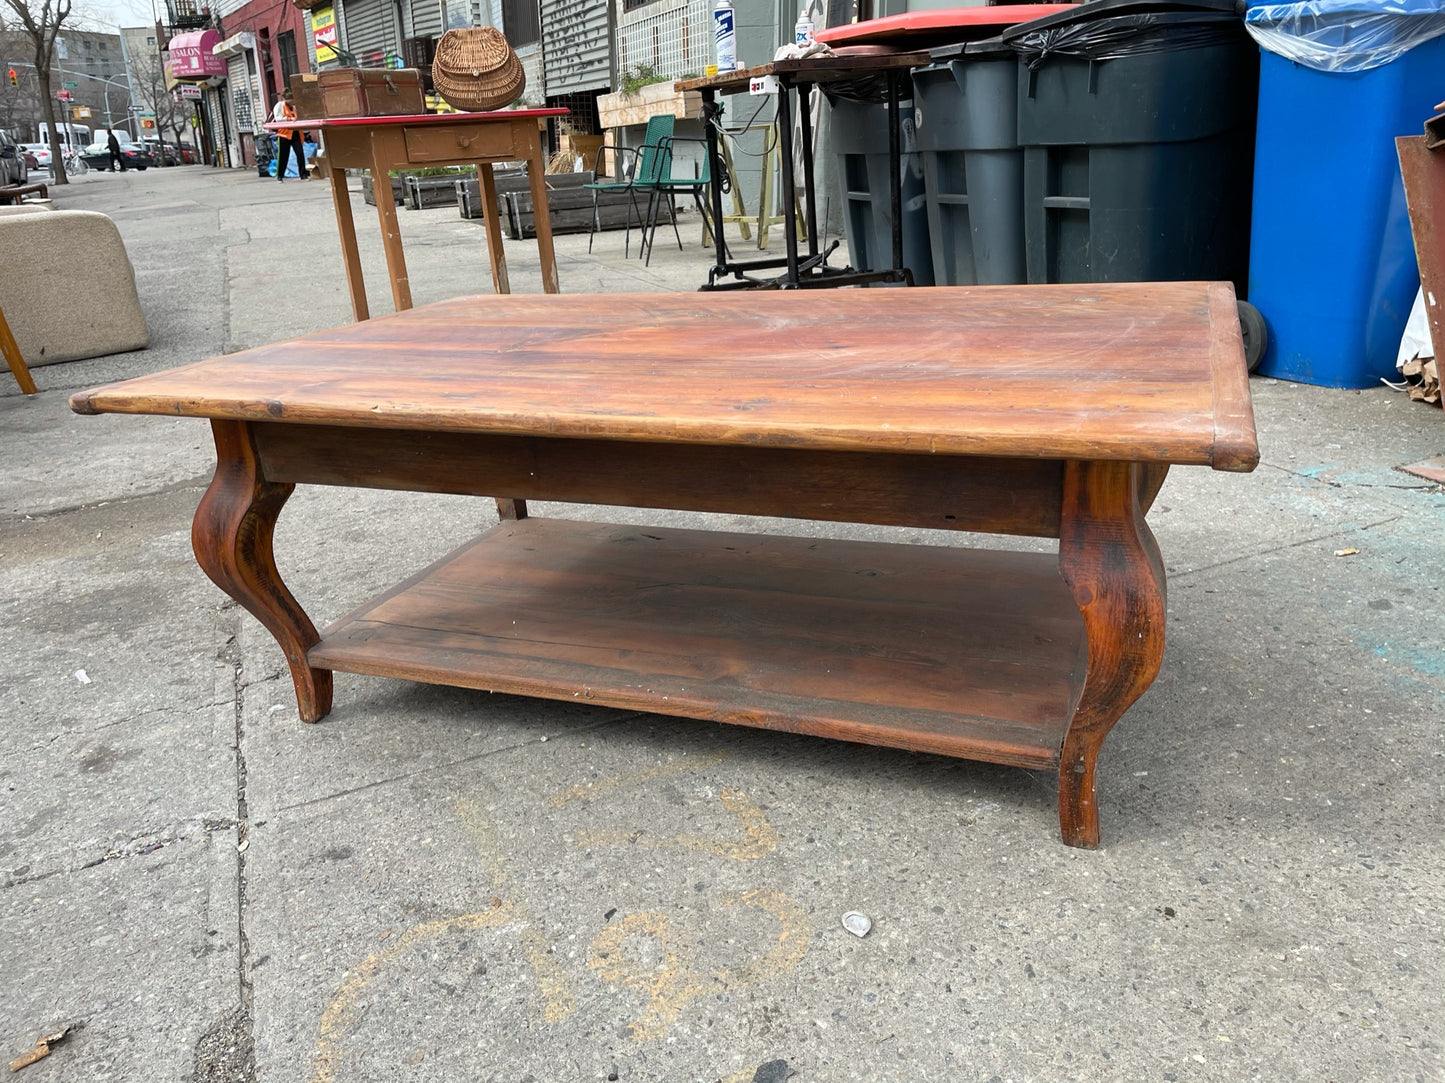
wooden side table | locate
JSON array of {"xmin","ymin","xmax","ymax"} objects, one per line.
[{"xmin": 269, "ymin": 110, "xmax": 568, "ymax": 321}]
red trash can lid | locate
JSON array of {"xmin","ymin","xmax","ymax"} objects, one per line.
[{"xmin": 815, "ymin": 5, "xmax": 1078, "ymax": 47}]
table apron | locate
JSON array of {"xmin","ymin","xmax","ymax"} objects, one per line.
[
  {"xmin": 316, "ymin": 122, "xmax": 538, "ymax": 170},
  {"xmin": 249, "ymin": 421, "xmax": 1067, "ymax": 538}
]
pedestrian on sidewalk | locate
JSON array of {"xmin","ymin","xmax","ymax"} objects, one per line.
[
  {"xmin": 270, "ymin": 89, "xmax": 309, "ymax": 183},
  {"xmin": 106, "ymin": 130, "xmax": 126, "ymax": 172}
]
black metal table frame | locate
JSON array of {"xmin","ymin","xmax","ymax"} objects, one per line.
[{"xmin": 698, "ymin": 69, "xmax": 914, "ymax": 291}]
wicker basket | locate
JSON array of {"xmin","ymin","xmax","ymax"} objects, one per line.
[{"xmin": 432, "ymin": 27, "xmax": 526, "ymax": 113}]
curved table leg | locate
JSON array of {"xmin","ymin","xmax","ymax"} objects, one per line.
[
  {"xmin": 192, "ymin": 420, "xmax": 333, "ymax": 723},
  {"xmin": 1057, "ymin": 460, "xmax": 1166, "ymax": 848}
]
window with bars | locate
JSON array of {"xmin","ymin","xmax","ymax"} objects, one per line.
[
  {"xmin": 617, "ymin": 0, "xmax": 708, "ymax": 79},
  {"xmin": 277, "ymin": 30, "xmax": 299, "ymax": 85}
]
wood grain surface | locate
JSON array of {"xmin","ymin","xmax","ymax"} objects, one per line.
[
  {"xmin": 70, "ymin": 283, "xmax": 1259, "ymax": 470},
  {"xmin": 1055, "ymin": 460, "xmax": 1166, "ymax": 848},
  {"xmin": 252, "ymin": 423, "xmax": 1068, "ymax": 537},
  {"xmin": 191, "ymin": 420, "xmax": 333, "ymax": 722},
  {"xmin": 309, "ymin": 517, "xmax": 1086, "ymax": 768}
]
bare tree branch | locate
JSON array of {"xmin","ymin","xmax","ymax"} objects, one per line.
[{"xmin": 3, "ymin": 0, "xmax": 78, "ymax": 182}]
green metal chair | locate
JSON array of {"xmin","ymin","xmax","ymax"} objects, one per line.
[
  {"xmin": 584, "ymin": 114, "xmax": 676, "ymax": 259},
  {"xmin": 640, "ymin": 135, "xmax": 719, "ymax": 267}
]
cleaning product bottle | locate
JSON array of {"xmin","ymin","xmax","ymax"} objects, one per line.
[{"xmin": 713, "ymin": 0, "xmax": 738, "ymax": 71}]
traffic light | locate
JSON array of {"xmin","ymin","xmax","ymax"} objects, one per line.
[{"xmin": 7, "ymin": 69, "xmax": 16, "ymax": 88}]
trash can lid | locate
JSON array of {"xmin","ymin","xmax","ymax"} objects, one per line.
[
  {"xmin": 929, "ymin": 34, "xmax": 1022, "ymax": 61},
  {"xmin": 816, "ymin": 5, "xmax": 1077, "ymax": 47},
  {"xmin": 1000, "ymin": 0, "xmax": 1241, "ymax": 42}
]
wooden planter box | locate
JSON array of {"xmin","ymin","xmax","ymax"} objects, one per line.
[
  {"xmin": 597, "ymin": 82, "xmax": 704, "ymax": 130},
  {"xmin": 503, "ymin": 185, "xmax": 672, "ymax": 240},
  {"xmin": 361, "ymin": 173, "xmax": 408, "ymax": 206},
  {"xmin": 454, "ymin": 170, "xmax": 595, "ymax": 220},
  {"xmin": 404, "ymin": 174, "xmax": 466, "ymax": 210}
]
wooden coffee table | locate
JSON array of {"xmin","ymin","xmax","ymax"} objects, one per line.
[{"xmin": 70, "ymin": 283, "xmax": 1257, "ymax": 847}]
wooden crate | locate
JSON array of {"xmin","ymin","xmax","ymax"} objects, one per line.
[{"xmin": 317, "ymin": 68, "xmax": 426, "ymax": 119}]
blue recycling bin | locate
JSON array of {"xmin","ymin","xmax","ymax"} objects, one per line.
[{"xmin": 1247, "ymin": 0, "xmax": 1445, "ymax": 387}]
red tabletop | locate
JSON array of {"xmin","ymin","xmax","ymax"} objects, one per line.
[
  {"xmin": 263, "ymin": 108, "xmax": 568, "ymax": 132},
  {"xmin": 815, "ymin": 5, "xmax": 1075, "ymax": 46}
]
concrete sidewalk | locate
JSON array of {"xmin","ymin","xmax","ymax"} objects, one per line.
[{"xmin": 2, "ymin": 166, "xmax": 1443, "ymax": 1083}]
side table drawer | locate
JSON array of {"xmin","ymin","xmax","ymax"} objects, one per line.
[{"xmin": 403, "ymin": 124, "xmax": 518, "ymax": 163}]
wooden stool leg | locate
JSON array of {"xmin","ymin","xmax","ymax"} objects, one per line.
[
  {"xmin": 0, "ymin": 304, "xmax": 37, "ymax": 395},
  {"xmin": 192, "ymin": 420, "xmax": 333, "ymax": 723},
  {"xmin": 719, "ymin": 134, "xmax": 751, "ymax": 241},
  {"xmin": 756, "ymin": 137, "xmax": 773, "ymax": 251},
  {"xmin": 1056, "ymin": 460, "xmax": 1166, "ymax": 848}
]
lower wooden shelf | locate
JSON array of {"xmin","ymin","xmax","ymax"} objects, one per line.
[{"xmin": 309, "ymin": 518, "xmax": 1086, "ymax": 769}]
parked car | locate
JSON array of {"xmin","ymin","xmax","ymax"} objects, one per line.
[
  {"xmin": 0, "ymin": 129, "xmax": 29, "ymax": 186},
  {"xmin": 79, "ymin": 140, "xmax": 154, "ymax": 171},
  {"xmin": 143, "ymin": 140, "xmax": 177, "ymax": 166},
  {"xmin": 22, "ymin": 143, "xmax": 53, "ymax": 170}
]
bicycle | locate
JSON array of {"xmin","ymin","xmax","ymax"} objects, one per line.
[{"xmin": 60, "ymin": 148, "xmax": 88, "ymax": 175}]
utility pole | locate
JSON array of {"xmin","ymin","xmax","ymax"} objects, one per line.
[{"xmin": 113, "ymin": 24, "xmax": 138, "ymax": 138}]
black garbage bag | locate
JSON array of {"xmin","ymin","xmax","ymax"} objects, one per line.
[{"xmin": 1007, "ymin": 10, "xmax": 1247, "ymax": 69}]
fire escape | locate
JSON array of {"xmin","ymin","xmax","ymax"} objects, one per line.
[{"xmin": 163, "ymin": 0, "xmax": 220, "ymax": 35}]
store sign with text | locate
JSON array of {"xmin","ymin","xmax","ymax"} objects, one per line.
[{"xmin": 312, "ymin": 7, "xmax": 338, "ymax": 64}]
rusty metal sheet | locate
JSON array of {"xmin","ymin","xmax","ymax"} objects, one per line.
[
  {"xmin": 1398, "ymin": 135, "xmax": 1445, "ymax": 388},
  {"xmin": 1426, "ymin": 99, "xmax": 1445, "ymax": 151}
]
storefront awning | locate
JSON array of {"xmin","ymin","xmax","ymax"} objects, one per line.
[
  {"xmin": 212, "ymin": 31, "xmax": 256, "ymax": 58},
  {"xmin": 167, "ymin": 29, "xmax": 226, "ymax": 79}
]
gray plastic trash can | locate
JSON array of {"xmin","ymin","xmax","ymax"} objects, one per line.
[
  {"xmin": 828, "ymin": 95, "xmax": 935, "ymax": 286},
  {"xmin": 912, "ymin": 37, "xmax": 1025, "ymax": 285},
  {"xmin": 1003, "ymin": 0, "xmax": 1259, "ymax": 293}
]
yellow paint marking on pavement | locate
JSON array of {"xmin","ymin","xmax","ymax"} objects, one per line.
[
  {"xmin": 309, "ymin": 906, "xmax": 519, "ymax": 1083},
  {"xmin": 576, "ymin": 787, "xmax": 778, "ymax": 862},
  {"xmin": 547, "ymin": 749, "xmax": 731, "ymax": 808},
  {"xmin": 588, "ymin": 911, "xmax": 699, "ymax": 1041},
  {"xmin": 588, "ymin": 887, "xmax": 810, "ymax": 1042},
  {"xmin": 456, "ymin": 798, "xmax": 576, "ymax": 1023},
  {"xmin": 307, "ymin": 801, "xmax": 580, "ymax": 1083}
]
